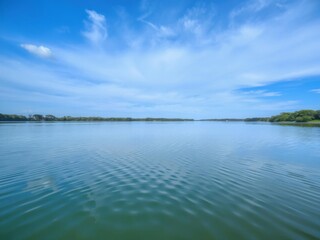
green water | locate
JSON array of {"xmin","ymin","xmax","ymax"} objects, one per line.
[{"xmin": 0, "ymin": 122, "xmax": 319, "ymax": 239}]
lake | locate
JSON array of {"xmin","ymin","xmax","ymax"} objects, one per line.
[{"xmin": 0, "ymin": 122, "xmax": 319, "ymax": 239}]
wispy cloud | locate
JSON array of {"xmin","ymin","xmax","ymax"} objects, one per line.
[
  {"xmin": 137, "ymin": 11, "xmax": 176, "ymax": 39},
  {"xmin": 311, "ymin": 89, "xmax": 320, "ymax": 94},
  {"xmin": 242, "ymin": 90, "xmax": 282, "ymax": 97},
  {"xmin": 178, "ymin": 4, "xmax": 215, "ymax": 39},
  {"xmin": 82, "ymin": 10, "xmax": 107, "ymax": 44},
  {"xmin": 55, "ymin": 2, "xmax": 320, "ymax": 91},
  {"xmin": 1, "ymin": 0, "xmax": 320, "ymax": 117},
  {"xmin": 230, "ymin": 0, "xmax": 277, "ymax": 22},
  {"xmin": 20, "ymin": 44, "xmax": 52, "ymax": 58}
]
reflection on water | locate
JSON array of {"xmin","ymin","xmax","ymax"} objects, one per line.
[
  {"xmin": 0, "ymin": 122, "xmax": 320, "ymax": 239},
  {"xmin": 26, "ymin": 176, "xmax": 58, "ymax": 193}
]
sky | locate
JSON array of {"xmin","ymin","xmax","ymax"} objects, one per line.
[{"xmin": 0, "ymin": 0, "xmax": 320, "ymax": 118}]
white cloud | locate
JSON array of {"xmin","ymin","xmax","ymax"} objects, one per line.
[
  {"xmin": 83, "ymin": 10, "xmax": 107, "ymax": 44},
  {"xmin": 138, "ymin": 12, "xmax": 157, "ymax": 30},
  {"xmin": 2, "ymin": 1, "xmax": 320, "ymax": 117},
  {"xmin": 20, "ymin": 44, "xmax": 52, "ymax": 58},
  {"xmin": 159, "ymin": 26, "xmax": 175, "ymax": 37},
  {"xmin": 311, "ymin": 89, "xmax": 320, "ymax": 94},
  {"xmin": 230, "ymin": 0, "xmax": 275, "ymax": 20},
  {"xmin": 138, "ymin": 13, "xmax": 175, "ymax": 38},
  {"xmin": 177, "ymin": 4, "xmax": 215, "ymax": 39},
  {"xmin": 242, "ymin": 90, "xmax": 282, "ymax": 97},
  {"xmin": 53, "ymin": 3, "xmax": 320, "ymax": 116}
]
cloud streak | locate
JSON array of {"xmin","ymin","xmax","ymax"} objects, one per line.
[
  {"xmin": 311, "ymin": 89, "xmax": 320, "ymax": 94},
  {"xmin": 82, "ymin": 10, "xmax": 107, "ymax": 44},
  {"xmin": 1, "ymin": 0, "xmax": 320, "ymax": 117},
  {"xmin": 20, "ymin": 44, "xmax": 52, "ymax": 58}
]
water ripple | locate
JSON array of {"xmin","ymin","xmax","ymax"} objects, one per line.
[{"xmin": 0, "ymin": 122, "xmax": 319, "ymax": 239}]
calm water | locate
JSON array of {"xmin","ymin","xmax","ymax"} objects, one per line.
[{"xmin": 0, "ymin": 122, "xmax": 320, "ymax": 239}]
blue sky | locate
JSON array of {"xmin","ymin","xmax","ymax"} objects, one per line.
[{"xmin": 0, "ymin": 0, "xmax": 319, "ymax": 118}]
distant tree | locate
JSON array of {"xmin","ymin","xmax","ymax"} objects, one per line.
[
  {"xmin": 0, "ymin": 113, "xmax": 27, "ymax": 121},
  {"xmin": 44, "ymin": 115, "xmax": 57, "ymax": 121},
  {"xmin": 296, "ymin": 116, "xmax": 313, "ymax": 122},
  {"xmin": 269, "ymin": 110, "xmax": 319, "ymax": 122},
  {"xmin": 32, "ymin": 114, "xmax": 44, "ymax": 121}
]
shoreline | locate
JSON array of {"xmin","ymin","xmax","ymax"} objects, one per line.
[
  {"xmin": 272, "ymin": 121, "xmax": 320, "ymax": 127},
  {"xmin": 1, "ymin": 119, "xmax": 320, "ymax": 125}
]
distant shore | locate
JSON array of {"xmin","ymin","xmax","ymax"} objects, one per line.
[
  {"xmin": 272, "ymin": 121, "xmax": 320, "ymax": 127},
  {"xmin": 1, "ymin": 110, "xmax": 319, "ymax": 125},
  {"xmin": 0, "ymin": 114, "xmax": 194, "ymax": 122}
]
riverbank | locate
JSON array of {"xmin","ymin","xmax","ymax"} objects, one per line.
[
  {"xmin": 1, "ymin": 110, "xmax": 320, "ymax": 125},
  {"xmin": 272, "ymin": 121, "xmax": 320, "ymax": 127}
]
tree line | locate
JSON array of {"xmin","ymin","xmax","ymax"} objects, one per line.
[
  {"xmin": 268, "ymin": 110, "xmax": 320, "ymax": 122},
  {"xmin": 244, "ymin": 110, "xmax": 320, "ymax": 122},
  {"xmin": 0, "ymin": 114, "xmax": 194, "ymax": 122},
  {"xmin": 1, "ymin": 110, "xmax": 319, "ymax": 122},
  {"xmin": 208, "ymin": 110, "xmax": 320, "ymax": 123}
]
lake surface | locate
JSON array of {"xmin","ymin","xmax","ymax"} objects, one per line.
[{"xmin": 0, "ymin": 122, "xmax": 320, "ymax": 239}]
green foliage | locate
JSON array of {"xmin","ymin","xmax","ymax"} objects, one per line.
[
  {"xmin": 1, "ymin": 110, "xmax": 319, "ymax": 123},
  {"xmin": 0, "ymin": 113, "xmax": 193, "ymax": 122},
  {"xmin": 31, "ymin": 114, "xmax": 44, "ymax": 121},
  {"xmin": 44, "ymin": 115, "xmax": 57, "ymax": 121},
  {"xmin": 244, "ymin": 117, "xmax": 270, "ymax": 122},
  {"xmin": 270, "ymin": 110, "xmax": 319, "ymax": 122},
  {"xmin": 0, "ymin": 114, "xmax": 28, "ymax": 121}
]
